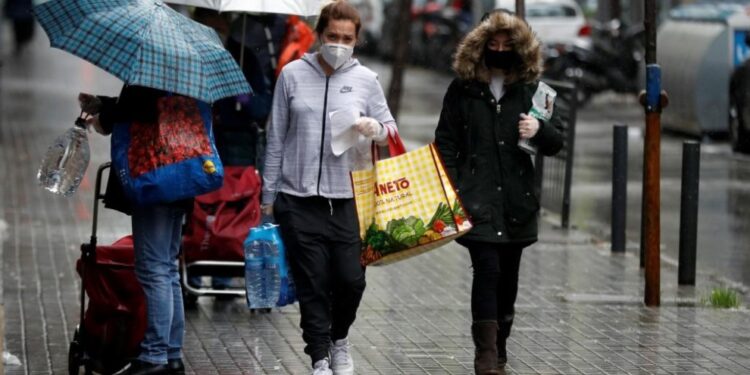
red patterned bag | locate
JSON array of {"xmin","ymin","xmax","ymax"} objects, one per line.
[
  {"xmin": 111, "ymin": 96, "xmax": 224, "ymax": 205},
  {"xmin": 182, "ymin": 166, "xmax": 261, "ymax": 262}
]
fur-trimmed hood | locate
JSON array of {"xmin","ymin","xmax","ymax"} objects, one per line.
[{"xmin": 453, "ymin": 11, "xmax": 542, "ymax": 84}]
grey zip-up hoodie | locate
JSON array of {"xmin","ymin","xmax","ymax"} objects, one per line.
[{"xmin": 261, "ymin": 53, "xmax": 398, "ymax": 205}]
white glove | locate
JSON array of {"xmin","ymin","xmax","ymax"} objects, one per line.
[
  {"xmin": 518, "ymin": 113, "xmax": 540, "ymax": 139},
  {"xmin": 353, "ymin": 117, "xmax": 386, "ymax": 140}
]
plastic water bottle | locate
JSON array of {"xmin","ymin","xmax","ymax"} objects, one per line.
[
  {"xmin": 37, "ymin": 118, "xmax": 90, "ymax": 196},
  {"xmin": 263, "ymin": 241, "xmax": 281, "ymax": 306},
  {"xmin": 245, "ymin": 240, "xmax": 266, "ymax": 309}
]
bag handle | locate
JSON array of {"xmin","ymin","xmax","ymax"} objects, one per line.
[
  {"xmin": 371, "ymin": 132, "xmax": 406, "ymax": 163},
  {"xmin": 428, "ymin": 143, "xmax": 471, "ymax": 229},
  {"xmin": 428, "ymin": 143, "xmax": 453, "ymax": 209}
]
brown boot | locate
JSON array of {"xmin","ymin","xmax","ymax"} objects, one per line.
[
  {"xmin": 497, "ymin": 315, "xmax": 513, "ymax": 368},
  {"xmin": 472, "ymin": 321, "xmax": 500, "ymax": 375}
]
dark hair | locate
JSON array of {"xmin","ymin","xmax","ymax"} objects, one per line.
[{"xmin": 315, "ymin": 1, "xmax": 361, "ymax": 37}]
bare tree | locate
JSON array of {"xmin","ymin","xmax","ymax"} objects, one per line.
[{"xmin": 387, "ymin": 0, "xmax": 413, "ymax": 121}]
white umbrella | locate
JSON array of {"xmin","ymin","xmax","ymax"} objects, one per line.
[
  {"xmin": 163, "ymin": 0, "xmax": 323, "ymax": 109},
  {"xmin": 163, "ymin": 0, "xmax": 324, "ymax": 16}
]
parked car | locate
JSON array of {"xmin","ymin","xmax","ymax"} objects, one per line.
[{"xmin": 494, "ymin": 0, "xmax": 591, "ymax": 48}]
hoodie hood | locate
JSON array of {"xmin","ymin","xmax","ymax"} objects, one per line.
[
  {"xmin": 453, "ymin": 11, "xmax": 542, "ymax": 84},
  {"xmin": 301, "ymin": 52, "xmax": 360, "ymax": 76}
]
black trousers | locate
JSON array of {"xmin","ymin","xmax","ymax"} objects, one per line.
[
  {"xmin": 274, "ymin": 193, "xmax": 366, "ymax": 364},
  {"xmin": 464, "ymin": 240, "xmax": 525, "ymax": 322}
]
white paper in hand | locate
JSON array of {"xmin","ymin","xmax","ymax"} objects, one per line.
[
  {"xmin": 330, "ymin": 109, "xmax": 361, "ymax": 156},
  {"xmin": 529, "ymin": 81, "xmax": 556, "ymax": 121}
]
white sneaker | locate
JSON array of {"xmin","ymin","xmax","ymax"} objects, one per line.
[
  {"xmin": 312, "ymin": 358, "xmax": 333, "ymax": 375},
  {"xmin": 330, "ymin": 338, "xmax": 354, "ymax": 375}
]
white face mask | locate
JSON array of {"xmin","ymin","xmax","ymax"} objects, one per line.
[{"xmin": 320, "ymin": 43, "xmax": 354, "ymax": 70}]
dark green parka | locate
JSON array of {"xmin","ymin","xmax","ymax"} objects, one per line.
[{"xmin": 434, "ymin": 11, "xmax": 563, "ymax": 245}]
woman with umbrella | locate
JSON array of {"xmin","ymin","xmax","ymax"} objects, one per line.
[
  {"xmin": 79, "ymin": 87, "xmax": 192, "ymax": 375},
  {"xmin": 261, "ymin": 1, "xmax": 398, "ymax": 374},
  {"xmin": 33, "ymin": 0, "xmax": 252, "ymax": 373}
]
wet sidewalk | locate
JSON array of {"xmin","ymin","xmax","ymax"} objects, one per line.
[{"xmin": 2, "ymin": 31, "xmax": 750, "ymax": 374}]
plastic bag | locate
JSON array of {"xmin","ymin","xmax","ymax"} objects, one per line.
[{"xmin": 243, "ymin": 223, "xmax": 296, "ymax": 308}]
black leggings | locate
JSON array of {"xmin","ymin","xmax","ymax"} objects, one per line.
[{"xmin": 465, "ymin": 241, "xmax": 525, "ymax": 322}]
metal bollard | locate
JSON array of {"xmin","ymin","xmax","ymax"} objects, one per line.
[
  {"xmin": 678, "ymin": 141, "xmax": 700, "ymax": 285},
  {"xmin": 612, "ymin": 125, "xmax": 628, "ymax": 253}
]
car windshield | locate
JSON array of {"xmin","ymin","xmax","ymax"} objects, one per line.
[{"xmin": 526, "ymin": 4, "xmax": 578, "ymax": 18}]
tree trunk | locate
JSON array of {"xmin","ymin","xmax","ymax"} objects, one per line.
[{"xmin": 387, "ymin": 0, "xmax": 413, "ymax": 121}]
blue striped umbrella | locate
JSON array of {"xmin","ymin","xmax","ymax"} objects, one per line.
[{"xmin": 33, "ymin": 0, "xmax": 252, "ymax": 103}]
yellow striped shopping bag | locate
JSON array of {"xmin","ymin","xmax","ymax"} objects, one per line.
[{"xmin": 351, "ymin": 136, "xmax": 472, "ymax": 266}]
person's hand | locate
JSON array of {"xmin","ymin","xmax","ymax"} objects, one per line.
[
  {"xmin": 353, "ymin": 117, "xmax": 385, "ymax": 138},
  {"xmin": 518, "ymin": 114, "xmax": 540, "ymax": 139},
  {"xmin": 260, "ymin": 203, "xmax": 274, "ymax": 224},
  {"xmin": 84, "ymin": 115, "xmax": 106, "ymax": 135},
  {"xmin": 78, "ymin": 93, "xmax": 102, "ymax": 115}
]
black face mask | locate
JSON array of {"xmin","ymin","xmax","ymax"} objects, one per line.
[{"xmin": 484, "ymin": 49, "xmax": 520, "ymax": 70}]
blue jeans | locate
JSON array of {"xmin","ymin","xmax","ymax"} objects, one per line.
[{"xmin": 132, "ymin": 203, "xmax": 186, "ymax": 364}]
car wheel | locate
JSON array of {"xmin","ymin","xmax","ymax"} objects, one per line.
[{"xmin": 729, "ymin": 101, "xmax": 750, "ymax": 153}]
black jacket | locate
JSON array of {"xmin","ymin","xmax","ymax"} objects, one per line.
[{"xmin": 435, "ymin": 78, "xmax": 563, "ymax": 245}]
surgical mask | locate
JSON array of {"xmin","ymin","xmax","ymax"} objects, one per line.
[
  {"xmin": 484, "ymin": 49, "xmax": 521, "ymax": 71},
  {"xmin": 320, "ymin": 43, "xmax": 354, "ymax": 70}
]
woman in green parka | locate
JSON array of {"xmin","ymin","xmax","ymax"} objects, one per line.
[{"xmin": 434, "ymin": 10, "xmax": 563, "ymax": 375}]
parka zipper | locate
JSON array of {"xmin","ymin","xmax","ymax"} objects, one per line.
[{"xmin": 317, "ymin": 76, "xmax": 331, "ymax": 196}]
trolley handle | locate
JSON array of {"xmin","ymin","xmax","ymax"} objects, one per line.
[{"xmin": 82, "ymin": 162, "xmax": 111, "ymax": 257}]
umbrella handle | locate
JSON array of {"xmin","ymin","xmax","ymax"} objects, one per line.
[
  {"xmin": 265, "ymin": 26, "xmax": 277, "ymax": 70},
  {"xmin": 237, "ymin": 14, "xmax": 248, "ymax": 112}
]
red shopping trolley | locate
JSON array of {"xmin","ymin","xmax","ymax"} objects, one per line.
[
  {"xmin": 68, "ymin": 163, "xmax": 146, "ymax": 375},
  {"xmin": 181, "ymin": 165, "xmax": 261, "ymax": 303}
]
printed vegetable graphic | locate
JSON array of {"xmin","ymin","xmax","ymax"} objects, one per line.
[
  {"xmin": 387, "ymin": 216, "xmax": 427, "ymax": 249},
  {"xmin": 364, "ymin": 222, "xmax": 389, "ymax": 253},
  {"xmin": 427, "ymin": 202, "xmax": 454, "ymax": 229},
  {"xmin": 452, "ymin": 199, "xmax": 466, "ymax": 226},
  {"xmin": 360, "ymin": 199, "xmax": 471, "ymax": 266},
  {"xmin": 432, "ymin": 220, "xmax": 446, "ymax": 233}
]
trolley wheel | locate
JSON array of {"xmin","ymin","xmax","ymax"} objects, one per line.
[{"xmin": 68, "ymin": 328, "xmax": 83, "ymax": 375}]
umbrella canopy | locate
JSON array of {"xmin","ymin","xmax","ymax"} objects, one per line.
[
  {"xmin": 162, "ymin": 0, "xmax": 324, "ymax": 16},
  {"xmin": 33, "ymin": 0, "xmax": 252, "ymax": 103}
]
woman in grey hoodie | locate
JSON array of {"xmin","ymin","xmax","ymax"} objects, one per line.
[{"xmin": 261, "ymin": 2, "xmax": 398, "ymax": 375}]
